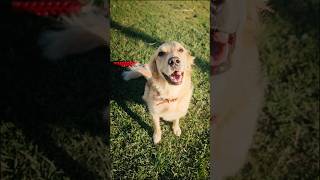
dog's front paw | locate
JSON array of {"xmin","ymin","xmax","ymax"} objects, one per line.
[
  {"xmin": 153, "ymin": 132, "xmax": 162, "ymax": 144},
  {"xmin": 130, "ymin": 64, "xmax": 152, "ymax": 79},
  {"xmin": 173, "ymin": 126, "xmax": 181, "ymax": 137}
]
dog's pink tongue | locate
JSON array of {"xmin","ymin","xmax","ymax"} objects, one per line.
[
  {"xmin": 212, "ymin": 32, "xmax": 229, "ymax": 66},
  {"xmin": 172, "ymin": 71, "xmax": 182, "ymax": 82}
]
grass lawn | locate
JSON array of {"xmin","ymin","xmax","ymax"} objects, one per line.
[{"xmin": 110, "ymin": 1, "xmax": 210, "ymax": 179}]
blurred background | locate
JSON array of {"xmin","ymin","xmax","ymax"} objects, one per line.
[
  {"xmin": 1, "ymin": 0, "xmax": 110, "ymax": 179},
  {"xmin": 229, "ymin": 0, "xmax": 319, "ymax": 179}
]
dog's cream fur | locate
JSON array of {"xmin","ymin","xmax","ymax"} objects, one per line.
[
  {"xmin": 123, "ymin": 42, "xmax": 194, "ymax": 144},
  {"xmin": 211, "ymin": 0, "xmax": 267, "ymax": 179}
]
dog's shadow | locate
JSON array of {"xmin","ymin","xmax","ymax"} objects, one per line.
[
  {"xmin": 110, "ymin": 65, "xmax": 153, "ymax": 137},
  {"xmin": 1, "ymin": 9, "xmax": 111, "ymax": 179}
]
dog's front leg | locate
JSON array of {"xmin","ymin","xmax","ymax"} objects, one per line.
[
  {"xmin": 152, "ymin": 115, "xmax": 162, "ymax": 144},
  {"xmin": 172, "ymin": 119, "xmax": 181, "ymax": 136}
]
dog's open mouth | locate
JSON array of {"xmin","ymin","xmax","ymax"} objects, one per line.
[
  {"xmin": 211, "ymin": 29, "xmax": 236, "ymax": 74},
  {"xmin": 163, "ymin": 71, "xmax": 184, "ymax": 85}
]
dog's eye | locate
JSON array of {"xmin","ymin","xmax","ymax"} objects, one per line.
[
  {"xmin": 158, "ymin": 51, "xmax": 165, "ymax": 56},
  {"xmin": 178, "ymin": 48, "xmax": 184, "ymax": 53}
]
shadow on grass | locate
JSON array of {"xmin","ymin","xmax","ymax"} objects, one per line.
[
  {"xmin": 111, "ymin": 19, "xmax": 163, "ymax": 48},
  {"xmin": 268, "ymin": 0, "xmax": 319, "ymax": 35},
  {"xmin": 1, "ymin": 10, "xmax": 110, "ymax": 179},
  {"xmin": 194, "ymin": 56, "xmax": 210, "ymax": 75},
  {"xmin": 110, "ymin": 65, "xmax": 153, "ymax": 137}
]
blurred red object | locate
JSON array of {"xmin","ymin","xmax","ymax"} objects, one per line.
[
  {"xmin": 112, "ymin": 61, "xmax": 137, "ymax": 68},
  {"xmin": 12, "ymin": 0, "xmax": 81, "ymax": 16}
]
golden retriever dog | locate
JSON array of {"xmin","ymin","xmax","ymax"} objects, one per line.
[
  {"xmin": 211, "ymin": 0, "xmax": 268, "ymax": 179},
  {"xmin": 122, "ymin": 41, "xmax": 194, "ymax": 144}
]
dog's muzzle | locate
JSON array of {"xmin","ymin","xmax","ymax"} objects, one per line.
[
  {"xmin": 162, "ymin": 71, "xmax": 184, "ymax": 85},
  {"xmin": 211, "ymin": 28, "xmax": 236, "ymax": 75},
  {"xmin": 162, "ymin": 57, "xmax": 184, "ymax": 85}
]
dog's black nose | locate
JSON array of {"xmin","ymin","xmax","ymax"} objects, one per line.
[{"xmin": 168, "ymin": 57, "xmax": 180, "ymax": 66}]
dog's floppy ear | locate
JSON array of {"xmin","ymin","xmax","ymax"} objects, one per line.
[
  {"xmin": 147, "ymin": 53, "xmax": 159, "ymax": 77},
  {"xmin": 187, "ymin": 51, "xmax": 195, "ymax": 69}
]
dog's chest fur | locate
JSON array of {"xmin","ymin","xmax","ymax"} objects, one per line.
[{"xmin": 142, "ymin": 78, "xmax": 193, "ymax": 121}]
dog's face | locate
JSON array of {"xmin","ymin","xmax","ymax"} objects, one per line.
[
  {"xmin": 211, "ymin": 0, "xmax": 247, "ymax": 74},
  {"xmin": 149, "ymin": 41, "xmax": 194, "ymax": 85}
]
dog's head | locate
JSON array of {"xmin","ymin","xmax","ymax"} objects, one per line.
[
  {"xmin": 211, "ymin": 0, "xmax": 265, "ymax": 74},
  {"xmin": 148, "ymin": 41, "xmax": 194, "ymax": 85},
  {"xmin": 211, "ymin": 0, "xmax": 245, "ymax": 73}
]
